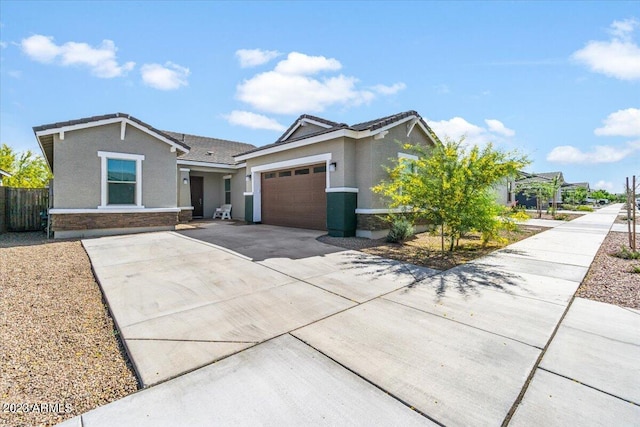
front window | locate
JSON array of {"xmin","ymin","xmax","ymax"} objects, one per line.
[
  {"xmin": 224, "ymin": 177, "xmax": 231, "ymax": 204},
  {"xmin": 107, "ymin": 159, "xmax": 136, "ymax": 204},
  {"xmin": 98, "ymin": 151, "xmax": 144, "ymax": 208}
]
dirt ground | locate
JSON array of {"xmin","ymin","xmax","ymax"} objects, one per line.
[{"xmin": 0, "ymin": 232, "xmax": 138, "ymax": 427}]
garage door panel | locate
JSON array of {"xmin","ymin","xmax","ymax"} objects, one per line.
[{"xmin": 261, "ymin": 164, "xmax": 326, "ymax": 230}]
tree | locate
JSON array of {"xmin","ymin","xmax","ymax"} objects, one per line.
[
  {"xmin": 0, "ymin": 144, "xmax": 52, "ymax": 188},
  {"xmin": 516, "ymin": 180, "xmax": 555, "ymax": 218},
  {"xmin": 562, "ymin": 187, "xmax": 587, "ymax": 205},
  {"xmin": 373, "ymin": 137, "xmax": 529, "ymax": 252}
]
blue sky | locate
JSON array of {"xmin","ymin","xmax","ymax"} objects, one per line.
[{"xmin": 1, "ymin": 1, "xmax": 638, "ymax": 193}]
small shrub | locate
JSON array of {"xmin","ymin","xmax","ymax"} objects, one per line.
[
  {"xmin": 562, "ymin": 204, "xmax": 576, "ymax": 211},
  {"xmin": 510, "ymin": 211, "xmax": 531, "ymax": 221},
  {"xmin": 632, "ymin": 265, "xmax": 640, "ymax": 274},
  {"xmin": 387, "ymin": 217, "xmax": 414, "ymax": 243},
  {"xmin": 612, "ymin": 245, "xmax": 640, "ymax": 260},
  {"xmin": 553, "ymin": 213, "xmax": 570, "ymax": 221},
  {"xmin": 577, "ymin": 205, "xmax": 594, "ymax": 212}
]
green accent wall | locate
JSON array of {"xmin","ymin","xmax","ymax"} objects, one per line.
[
  {"xmin": 244, "ymin": 195, "xmax": 253, "ymax": 223},
  {"xmin": 326, "ymin": 192, "xmax": 357, "ymax": 237}
]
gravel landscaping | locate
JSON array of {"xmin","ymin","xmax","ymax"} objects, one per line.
[
  {"xmin": 577, "ymin": 231, "xmax": 640, "ymax": 309},
  {"xmin": 0, "ymin": 232, "xmax": 138, "ymax": 427}
]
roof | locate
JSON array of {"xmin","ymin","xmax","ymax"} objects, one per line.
[
  {"xmin": 0, "ymin": 168, "xmax": 11, "ymax": 177},
  {"xmin": 562, "ymin": 181, "xmax": 590, "ymax": 190},
  {"xmin": 237, "ymin": 110, "xmax": 435, "ymax": 158},
  {"xmin": 33, "ymin": 113, "xmax": 190, "ymax": 171},
  {"xmin": 516, "ymin": 171, "xmax": 565, "ymax": 184},
  {"xmin": 164, "ymin": 131, "xmax": 256, "ymax": 165}
]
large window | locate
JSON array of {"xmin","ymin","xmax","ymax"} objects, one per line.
[
  {"xmin": 98, "ymin": 151, "xmax": 144, "ymax": 208},
  {"xmin": 108, "ymin": 159, "xmax": 136, "ymax": 204}
]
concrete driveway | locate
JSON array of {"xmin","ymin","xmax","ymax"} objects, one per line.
[
  {"xmin": 73, "ymin": 208, "xmax": 639, "ymax": 426},
  {"xmin": 83, "ymin": 223, "xmax": 436, "ymax": 387}
]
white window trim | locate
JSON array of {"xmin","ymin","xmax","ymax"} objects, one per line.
[{"xmin": 97, "ymin": 151, "xmax": 145, "ymax": 208}]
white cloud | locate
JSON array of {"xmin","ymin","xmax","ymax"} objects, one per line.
[
  {"xmin": 224, "ymin": 110, "xmax": 286, "ymax": 131},
  {"xmin": 594, "ymin": 180, "xmax": 614, "ymax": 191},
  {"xmin": 594, "ymin": 108, "xmax": 640, "ymax": 137},
  {"xmin": 372, "ymin": 82, "xmax": 406, "ymax": 95},
  {"xmin": 485, "ymin": 119, "xmax": 515, "ymax": 137},
  {"xmin": 236, "ymin": 49, "xmax": 280, "ymax": 68},
  {"xmin": 21, "ymin": 34, "xmax": 134, "ymax": 78},
  {"xmin": 235, "ymin": 51, "xmax": 398, "ymax": 115},
  {"xmin": 546, "ymin": 141, "xmax": 640, "ymax": 164},
  {"xmin": 140, "ymin": 62, "xmax": 190, "ymax": 90},
  {"xmin": 274, "ymin": 52, "xmax": 341, "ymax": 75},
  {"xmin": 0, "ymin": 41, "xmax": 7, "ymax": 49},
  {"xmin": 571, "ymin": 18, "xmax": 640, "ymax": 80},
  {"xmin": 428, "ymin": 116, "xmax": 515, "ymax": 146}
]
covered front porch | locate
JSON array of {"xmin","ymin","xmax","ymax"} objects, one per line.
[{"xmin": 177, "ymin": 163, "xmax": 246, "ymax": 222}]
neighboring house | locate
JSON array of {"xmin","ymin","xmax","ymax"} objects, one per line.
[
  {"xmin": 515, "ymin": 171, "xmax": 565, "ymax": 209},
  {"xmin": 34, "ymin": 110, "xmax": 435, "ymax": 239},
  {"xmin": 235, "ymin": 110, "xmax": 437, "ymax": 238},
  {"xmin": 0, "ymin": 168, "xmax": 11, "ymax": 186}
]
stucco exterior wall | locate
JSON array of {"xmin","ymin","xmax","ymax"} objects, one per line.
[
  {"xmin": 355, "ymin": 124, "xmax": 433, "ymax": 209},
  {"xmin": 53, "ymin": 123, "xmax": 177, "ymax": 209},
  {"xmin": 245, "ymin": 137, "xmax": 347, "ymax": 188},
  {"xmin": 230, "ymin": 168, "xmax": 246, "ymax": 220}
]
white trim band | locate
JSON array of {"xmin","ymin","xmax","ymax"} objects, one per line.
[{"xmin": 326, "ymin": 187, "xmax": 359, "ymax": 193}]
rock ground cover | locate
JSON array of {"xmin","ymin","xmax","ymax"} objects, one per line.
[{"xmin": 0, "ymin": 232, "xmax": 138, "ymax": 427}]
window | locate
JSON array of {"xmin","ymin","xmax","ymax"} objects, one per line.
[
  {"xmin": 107, "ymin": 159, "xmax": 136, "ymax": 204},
  {"xmin": 98, "ymin": 151, "xmax": 144, "ymax": 208},
  {"xmin": 294, "ymin": 168, "xmax": 310, "ymax": 175},
  {"xmin": 313, "ymin": 165, "xmax": 326, "ymax": 173},
  {"xmin": 279, "ymin": 171, "xmax": 291, "ymax": 177},
  {"xmin": 224, "ymin": 177, "xmax": 231, "ymax": 204},
  {"xmin": 264, "ymin": 172, "xmax": 276, "ymax": 179}
]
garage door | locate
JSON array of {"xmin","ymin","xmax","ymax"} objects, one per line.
[{"xmin": 261, "ymin": 164, "xmax": 327, "ymax": 230}]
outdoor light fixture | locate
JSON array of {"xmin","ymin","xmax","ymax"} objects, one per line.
[
  {"xmin": 182, "ymin": 177, "xmax": 188, "ymax": 185},
  {"xmin": 329, "ymin": 162, "xmax": 337, "ymax": 172},
  {"xmin": 246, "ymin": 174, "xmax": 252, "ymax": 182}
]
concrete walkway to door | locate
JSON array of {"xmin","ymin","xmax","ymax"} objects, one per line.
[{"xmin": 62, "ymin": 206, "xmax": 639, "ymax": 426}]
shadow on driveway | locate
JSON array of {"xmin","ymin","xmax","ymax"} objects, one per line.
[{"xmin": 177, "ymin": 221, "xmax": 343, "ymax": 261}]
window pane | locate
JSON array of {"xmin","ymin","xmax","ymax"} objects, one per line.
[
  {"xmin": 108, "ymin": 182, "xmax": 135, "ymax": 204},
  {"xmin": 313, "ymin": 165, "xmax": 326, "ymax": 173},
  {"xmin": 264, "ymin": 172, "xmax": 276, "ymax": 179},
  {"xmin": 225, "ymin": 192, "xmax": 231, "ymax": 204},
  {"xmin": 279, "ymin": 171, "xmax": 291, "ymax": 177},
  {"xmin": 224, "ymin": 178, "xmax": 231, "ymax": 191},
  {"xmin": 107, "ymin": 159, "xmax": 136, "ymax": 182},
  {"xmin": 294, "ymin": 168, "xmax": 309, "ymax": 175}
]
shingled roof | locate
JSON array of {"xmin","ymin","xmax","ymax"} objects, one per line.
[
  {"xmin": 165, "ymin": 131, "xmax": 256, "ymax": 165},
  {"xmin": 237, "ymin": 110, "xmax": 433, "ymax": 158}
]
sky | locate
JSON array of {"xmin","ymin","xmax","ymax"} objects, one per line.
[{"xmin": 1, "ymin": 1, "xmax": 639, "ymax": 193}]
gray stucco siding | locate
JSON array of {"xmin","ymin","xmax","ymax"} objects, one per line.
[
  {"xmin": 52, "ymin": 123, "xmax": 177, "ymax": 209},
  {"xmin": 245, "ymin": 137, "xmax": 348, "ymax": 188},
  {"xmin": 230, "ymin": 168, "xmax": 246, "ymax": 220}
]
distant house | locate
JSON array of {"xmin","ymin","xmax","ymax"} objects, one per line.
[
  {"xmin": 0, "ymin": 168, "xmax": 10, "ymax": 186},
  {"xmin": 515, "ymin": 171, "xmax": 565, "ymax": 209},
  {"xmin": 34, "ymin": 110, "xmax": 436, "ymax": 239}
]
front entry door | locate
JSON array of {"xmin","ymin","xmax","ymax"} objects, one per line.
[{"xmin": 190, "ymin": 176, "xmax": 204, "ymax": 218}]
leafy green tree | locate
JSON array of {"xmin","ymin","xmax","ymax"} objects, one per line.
[
  {"xmin": 0, "ymin": 144, "xmax": 52, "ymax": 188},
  {"xmin": 590, "ymin": 189, "xmax": 612, "ymax": 201},
  {"xmin": 373, "ymin": 137, "xmax": 529, "ymax": 252},
  {"xmin": 562, "ymin": 187, "xmax": 588, "ymax": 205}
]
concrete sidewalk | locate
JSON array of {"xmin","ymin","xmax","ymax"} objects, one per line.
[{"xmin": 62, "ymin": 204, "xmax": 639, "ymax": 426}]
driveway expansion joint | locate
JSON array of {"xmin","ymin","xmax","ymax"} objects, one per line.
[
  {"xmin": 287, "ymin": 333, "xmax": 446, "ymax": 427},
  {"xmin": 536, "ymin": 367, "xmax": 640, "ymax": 407}
]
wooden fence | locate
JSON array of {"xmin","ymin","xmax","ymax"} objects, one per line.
[{"xmin": 2, "ymin": 187, "xmax": 49, "ymax": 232}]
